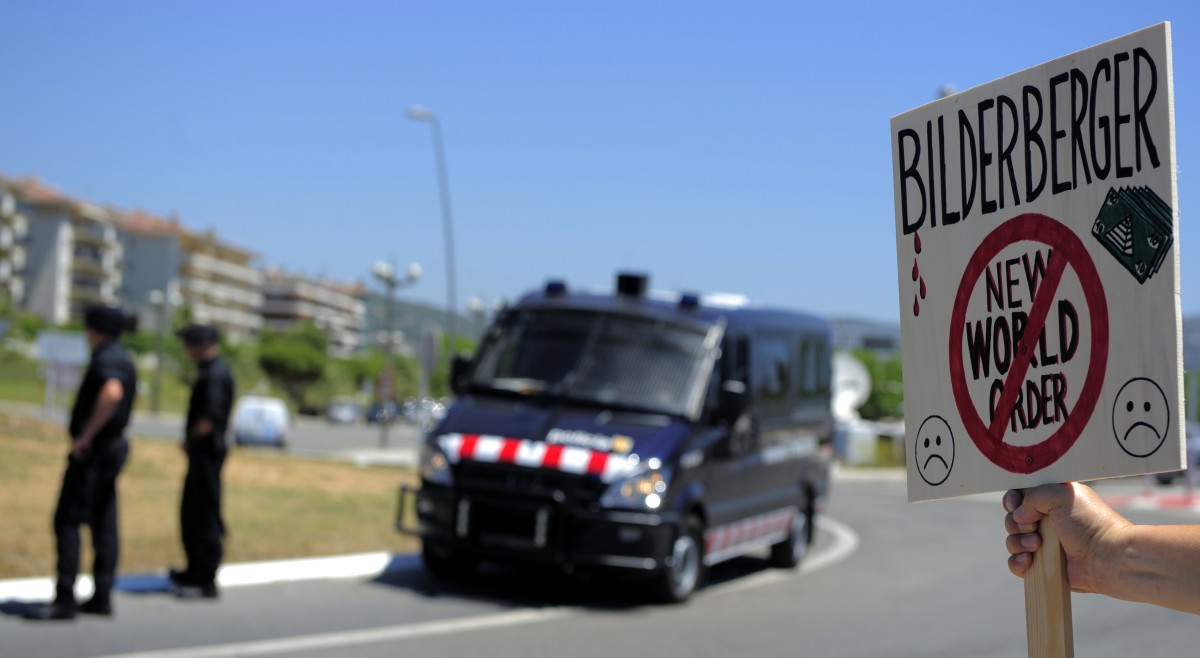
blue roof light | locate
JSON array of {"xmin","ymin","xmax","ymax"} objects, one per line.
[
  {"xmin": 679, "ymin": 293, "xmax": 701, "ymax": 310},
  {"xmin": 545, "ymin": 280, "xmax": 568, "ymax": 296}
]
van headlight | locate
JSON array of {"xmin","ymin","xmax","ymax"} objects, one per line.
[
  {"xmin": 600, "ymin": 467, "xmax": 672, "ymax": 511},
  {"xmin": 420, "ymin": 443, "xmax": 454, "ymax": 486}
]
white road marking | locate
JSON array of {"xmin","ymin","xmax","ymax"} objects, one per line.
[
  {"xmin": 87, "ymin": 517, "xmax": 859, "ymax": 658},
  {"xmin": 90, "ymin": 608, "xmax": 574, "ymax": 658},
  {"xmin": 0, "ymin": 552, "xmax": 407, "ymax": 602}
]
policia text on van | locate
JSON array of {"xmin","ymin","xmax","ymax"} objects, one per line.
[{"xmin": 397, "ymin": 274, "xmax": 834, "ymax": 602}]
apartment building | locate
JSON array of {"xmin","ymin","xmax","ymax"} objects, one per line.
[
  {"xmin": 261, "ymin": 270, "xmax": 367, "ymax": 358},
  {"xmin": 118, "ymin": 210, "xmax": 264, "ymax": 342},
  {"xmin": 0, "ymin": 183, "xmax": 28, "ymax": 307},
  {"xmin": 4, "ymin": 177, "xmax": 123, "ymax": 325}
]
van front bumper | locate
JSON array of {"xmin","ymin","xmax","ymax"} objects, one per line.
[{"xmin": 398, "ymin": 484, "xmax": 678, "ymax": 571}]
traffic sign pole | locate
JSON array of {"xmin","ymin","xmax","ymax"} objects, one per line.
[{"xmin": 1024, "ymin": 517, "xmax": 1074, "ymax": 658}]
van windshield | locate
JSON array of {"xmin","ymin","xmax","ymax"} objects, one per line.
[{"xmin": 468, "ymin": 309, "xmax": 716, "ymax": 417}]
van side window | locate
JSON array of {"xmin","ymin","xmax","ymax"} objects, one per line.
[
  {"xmin": 816, "ymin": 339, "xmax": 831, "ymax": 395},
  {"xmin": 721, "ymin": 334, "xmax": 749, "ymax": 384},
  {"xmin": 799, "ymin": 335, "xmax": 832, "ymax": 398},
  {"xmin": 754, "ymin": 333, "xmax": 792, "ymax": 402}
]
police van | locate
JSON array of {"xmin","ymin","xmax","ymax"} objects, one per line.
[{"xmin": 399, "ymin": 273, "xmax": 833, "ymax": 602}]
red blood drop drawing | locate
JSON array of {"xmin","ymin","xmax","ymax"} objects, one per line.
[
  {"xmin": 912, "ymin": 260, "xmax": 919, "ymax": 282},
  {"xmin": 920, "ymin": 277, "xmax": 926, "ymax": 299},
  {"xmin": 913, "ymin": 295, "xmax": 920, "ymax": 316},
  {"xmin": 915, "ymin": 232, "xmax": 922, "ymax": 254}
]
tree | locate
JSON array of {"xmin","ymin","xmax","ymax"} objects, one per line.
[
  {"xmin": 341, "ymin": 351, "xmax": 385, "ymax": 391},
  {"xmin": 428, "ymin": 333, "xmax": 478, "ymax": 398},
  {"xmin": 338, "ymin": 349, "xmax": 421, "ymax": 401},
  {"xmin": 121, "ymin": 330, "xmax": 157, "ymax": 357},
  {"xmin": 258, "ymin": 322, "xmax": 328, "ymax": 410},
  {"xmin": 0, "ymin": 308, "xmax": 45, "ymax": 342},
  {"xmin": 852, "ymin": 348, "xmax": 904, "ymax": 421}
]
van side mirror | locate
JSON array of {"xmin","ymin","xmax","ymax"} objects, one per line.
[
  {"xmin": 717, "ymin": 380, "xmax": 748, "ymax": 424},
  {"xmin": 449, "ymin": 355, "xmax": 473, "ymax": 396}
]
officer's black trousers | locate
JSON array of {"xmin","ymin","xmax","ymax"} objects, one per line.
[
  {"xmin": 181, "ymin": 440, "xmax": 227, "ymax": 585},
  {"xmin": 54, "ymin": 438, "xmax": 129, "ymax": 605}
]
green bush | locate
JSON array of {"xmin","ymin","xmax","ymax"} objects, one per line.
[
  {"xmin": 258, "ymin": 322, "xmax": 328, "ymax": 409},
  {"xmin": 852, "ymin": 349, "xmax": 904, "ymax": 421}
]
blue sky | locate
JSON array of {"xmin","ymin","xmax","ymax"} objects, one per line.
[{"xmin": 1, "ymin": 1, "xmax": 1196, "ymax": 323}]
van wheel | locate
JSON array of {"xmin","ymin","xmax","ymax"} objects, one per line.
[
  {"xmin": 769, "ymin": 504, "xmax": 811, "ymax": 569},
  {"xmin": 422, "ymin": 543, "xmax": 476, "ymax": 581},
  {"xmin": 654, "ymin": 516, "xmax": 705, "ymax": 603}
]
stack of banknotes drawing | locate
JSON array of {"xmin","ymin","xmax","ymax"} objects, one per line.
[{"xmin": 1092, "ymin": 186, "xmax": 1174, "ymax": 285}]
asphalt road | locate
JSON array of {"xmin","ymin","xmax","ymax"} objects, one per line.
[
  {"xmin": 130, "ymin": 410, "xmax": 424, "ymax": 459},
  {"xmin": 2, "ymin": 475, "xmax": 1196, "ymax": 658}
]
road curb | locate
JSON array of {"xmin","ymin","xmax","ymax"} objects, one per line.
[
  {"xmin": 0, "ymin": 551, "xmax": 420, "ymax": 602},
  {"xmin": 831, "ymin": 465, "xmax": 907, "ymax": 483}
]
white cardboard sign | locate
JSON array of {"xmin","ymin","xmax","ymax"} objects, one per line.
[{"xmin": 892, "ymin": 23, "xmax": 1184, "ymax": 501}]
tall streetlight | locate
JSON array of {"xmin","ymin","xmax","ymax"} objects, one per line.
[
  {"xmin": 148, "ymin": 289, "xmax": 167, "ymax": 415},
  {"xmin": 372, "ymin": 260, "xmax": 421, "ymax": 449},
  {"xmin": 407, "ymin": 104, "xmax": 458, "ymax": 354},
  {"xmin": 146, "ymin": 285, "xmax": 181, "ymax": 413},
  {"xmin": 467, "ymin": 296, "xmax": 485, "ymax": 341}
]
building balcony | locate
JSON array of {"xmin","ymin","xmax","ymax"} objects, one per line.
[
  {"xmin": 184, "ymin": 252, "xmax": 264, "ymax": 288},
  {"xmin": 1, "ymin": 245, "xmax": 26, "ymax": 273},
  {"xmin": 182, "ymin": 276, "xmax": 264, "ymax": 310},
  {"xmin": 261, "ymin": 298, "xmax": 316, "ymax": 318},
  {"xmin": 262, "ymin": 300, "xmax": 365, "ymax": 332},
  {"xmin": 4, "ymin": 213, "xmax": 29, "ymax": 238},
  {"xmin": 3, "ymin": 276, "xmax": 24, "ymax": 304},
  {"xmin": 73, "ymin": 254, "xmax": 106, "ymax": 276},
  {"xmin": 263, "ymin": 281, "xmax": 365, "ymax": 316},
  {"xmin": 70, "ymin": 284, "xmax": 105, "ymax": 304},
  {"xmin": 73, "ymin": 225, "xmax": 117, "ymax": 248},
  {"xmin": 191, "ymin": 301, "xmax": 264, "ymax": 333}
]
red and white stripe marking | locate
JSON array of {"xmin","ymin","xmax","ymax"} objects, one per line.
[
  {"xmin": 1103, "ymin": 492, "xmax": 1200, "ymax": 513},
  {"xmin": 438, "ymin": 433, "xmax": 638, "ymax": 483},
  {"xmin": 703, "ymin": 508, "xmax": 795, "ymax": 565}
]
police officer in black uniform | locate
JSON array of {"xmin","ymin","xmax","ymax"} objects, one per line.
[
  {"xmin": 24, "ymin": 306, "xmax": 137, "ymax": 621},
  {"xmin": 170, "ymin": 324, "xmax": 234, "ymax": 599}
]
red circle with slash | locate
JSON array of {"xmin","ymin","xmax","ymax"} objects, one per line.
[{"xmin": 948, "ymin": 213, "xmax": 1109, "ymax": 474}]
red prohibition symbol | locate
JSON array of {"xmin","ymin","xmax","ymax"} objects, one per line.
[{"xmin": 948, "ymin": 213, "xmax": 1109, "ymax": 474}]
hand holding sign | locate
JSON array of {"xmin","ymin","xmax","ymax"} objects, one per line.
[
  {"xmin": 1003, "ymin": 483, "xmax": 1200, "ymax": 616},
  {"xmin": 1002, "ymin": 484, "xmax": 1125, "ymax": 594}
]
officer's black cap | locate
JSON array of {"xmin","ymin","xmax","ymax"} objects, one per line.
[
  {"xmin": 178, "ymin": 324, "xmax": 220, "ymax": 347},
  {"xmin": 85, "ymin": 305, "xmax": 134, "ymax": 337}
]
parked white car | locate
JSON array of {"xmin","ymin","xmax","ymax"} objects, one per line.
[{"xmin": 231, "ymin": 396, "xmax": 291, "ymax": 448}]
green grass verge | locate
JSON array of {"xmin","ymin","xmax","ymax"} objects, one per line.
[{"xmin": 0, "ymin": 412, "xmax": 420, "ymax": 579}]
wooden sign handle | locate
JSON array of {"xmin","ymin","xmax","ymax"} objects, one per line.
[{"xmin": 1024, "ymin": 516, "xmax": 1074, "ymax": 657}]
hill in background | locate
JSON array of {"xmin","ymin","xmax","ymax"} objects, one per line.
[{"xmin": 361, "ymin": 293, "xmax": 482, "ymax": 354}]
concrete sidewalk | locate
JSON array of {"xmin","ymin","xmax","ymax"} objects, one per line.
[{"xmin": 0, "ymin": 552, "xmax": 420, "ymax": 603}]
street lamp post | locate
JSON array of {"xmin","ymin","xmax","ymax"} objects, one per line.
[
  {"xmin": 371, "ymin": 261, "xmax": 421, "ymax": 449},
  {"xmin": 148, "ymin": 289, "xmax": 167, "ymax": 415},
  {"xmin": 467, "ymin": 296, "xmax": 485, "ymax": 341},
  {"xmin": 407, "ymin": 105, "xmax": 458, "ymax": 356}
]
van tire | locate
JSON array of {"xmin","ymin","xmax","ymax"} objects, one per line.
[
  {"xmin": 422, "ymin": 543, "xmax": 476, "ymax": 581},
  {"xmin": 653, "ymin": 516, "xmax": 706, "ymax": 604},
  {"xmin": 769, "ymin": 503, "xmax": 811, "ymax": 569}
]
